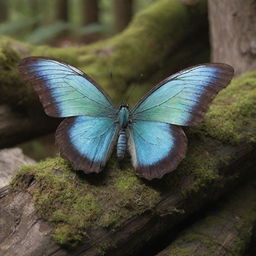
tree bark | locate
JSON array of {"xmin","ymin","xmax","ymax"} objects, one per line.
[
  {"xmin": 0, "ymin": 0, "xmax": 209, "ymax": 147},
  {"xmin": 208, "ymin": 0, "xmax": 256, "ymax": 75},
  {"xmin": 55, "ymin": 0, "xmax": 69, "ymax": 22},
  {"xmin": 81, "ymin": 0, "xmax": 99, "ymax": 25},
  {"xmin": 114, "ymin": 0, "xmax": 134, "ymax": 32},
  {"xmin": 0, "ymin": 0, "xmax": 8, "ymax": 22},
  {"xmin": 81, "ymin": 0, "xmax": 100, "ymax": 43},
  {"xmin": 0, "ymin": 70, "xmax": 256, "ymax": 256},
  {"xmin": 155, "ymin": 182, "xmax": 256, "ymax": 256}
]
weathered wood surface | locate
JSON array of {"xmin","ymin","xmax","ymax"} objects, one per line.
[
  {"xmin": 0, "ymin": 70, "xmax": 255, "ymax": 256},
  {"xmin": 0, "ymin": 186, "xmax": 65, "ymax": 256},
  {"xmin": 208, "ymin": 0, "xmax": 256, "ymax": 75},
  {"xmin": 0, "ymin": 147, "xmax": 35, "ymax": 188},
  {"xmin": 155, "ymin": 181, "xmax": 256, "ymax": 256}
]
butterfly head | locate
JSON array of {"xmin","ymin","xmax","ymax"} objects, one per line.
[{"xmin": 119, "ymin": 104, "xmax": 129, "ymax": 110}]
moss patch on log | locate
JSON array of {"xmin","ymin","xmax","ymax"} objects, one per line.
[
  {"xmin": 193, "ymin": 71, "xmax": 256, "ymax": 144},
  {"xmin": 11, "ymin": 70, "xmax": 256, "ymax": 247},
  {"xmin": 11, "ymin": 157, "xmax": 160, "ymax": 246}
]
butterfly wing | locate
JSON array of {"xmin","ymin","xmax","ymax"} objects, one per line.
[
  {"xmin": 128, "ymin": 120, "xmax": 187, "ymax": 180},
  {"xmin": 19, "ymin": 57, "xmax": 118, "ymax": 173},
  {"xmin": 19, "ymin": 57, "xmax": 116, "ymax": 118},
  {"xmin": 56, "ymin": 116, "xmax": 119, "ymax": 173},
  {"xmin": 128, "ymin": 63, "xmax": 233, "ymax": 179},
  {"xmin": 131, "ymin": 64, "xmax": 234, "ymax": 126}
]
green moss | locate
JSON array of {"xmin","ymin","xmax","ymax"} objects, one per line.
[
  {"xmin": 192, "ymin": 71, "xmax": 256, "ymax": 144},
  {"xmin": 12, "ymin": 158, "xmax": 102, "ymax": 246},
  {"xmin": 178, "ymin": 141, "xmax": 219, "ymax": 196},
  {"xmin": 11, "ymin": 157, "xmax": 160, "ymax": 246}
]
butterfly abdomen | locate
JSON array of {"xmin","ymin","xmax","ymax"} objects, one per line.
[{"xmin": 117, "ymin": 129, "xmax": 127, "ymax": 160}]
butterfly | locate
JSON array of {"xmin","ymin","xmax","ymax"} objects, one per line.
[{"xmin": 19, "ymin": 57, "xmax": 234, "ymax": 180}]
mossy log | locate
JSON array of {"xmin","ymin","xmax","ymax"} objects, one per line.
[
  {"xmin": 0, "ymin": 70, "xmax": 256, "ymax": 256},
  {"xmin": 155, "ymin": 181, "xmax": 256, "ymax": 256},
  {"xmin": 0, "ymin": 105, "xmax": 58, "ymax": 147},
  {"xmin": 0, "ymin": 0, "xmax": 209, "ymax": 147}
]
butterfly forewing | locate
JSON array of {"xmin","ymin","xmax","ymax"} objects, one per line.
[
  {"xmin": 131, "ymin": 64, "xmax": 234, "ymax": 126},
  {"xmin": 19, "ymin": 57, "xmax": 116, "ymax": 118}
]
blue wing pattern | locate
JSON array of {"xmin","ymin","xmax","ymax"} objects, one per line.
[
  {"xmin": 56, "ymin": 116, "xmax": 119, "ymax": 173},
  {"xmin": 128, "ymin": 120, "xmax": 187, "ymax": 180},
  {"xmin": 131, "ymin": 64, "xmax": 234, "ymax": 126},
  {"xmin": 19, "ymin": 57, "xmax": 116, "ymax": 118}
]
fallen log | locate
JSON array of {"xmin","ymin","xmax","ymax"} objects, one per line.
[
  {"xmin": 154, "ymin": 181, "xmax": 256, "ymax": 256},
  {"xmin": 0, "ymin": 105, "xmax": 58, "ymax": 148},
  {"xmin": 0, "ymin": 0, "xmax": 209, "ymax": 147},
  {"xmin": 0, "ymin": 69, "xmax": 255, "ymax": 256}
]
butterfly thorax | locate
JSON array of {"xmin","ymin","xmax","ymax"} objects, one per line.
[
  {"xmin": 118, "ymin": 105, "xmax": 129, "ymax": 129},
  {"xmin": 117, "ymin": 105, "xmax": 129, "ymax": 160}
]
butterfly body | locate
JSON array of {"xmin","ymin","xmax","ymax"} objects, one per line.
[
  {"xmin": 116, "ymin": 105, "xmax": 130, "ymax": 160},
  {"xmin": 19, "ymin": 57, "xmax": 234, "ymax": 180}
]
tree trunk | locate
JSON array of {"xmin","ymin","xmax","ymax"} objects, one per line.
[
  {"xmin": 114, "ymin": 0, "xmax": 134, "ymax": 32},
  {"xmin": 81, "ymin": 0, "xmax": 100, "ymax": 43},
  {"xmin": 81, "ymin": 0, "xmax": 99, "ymax": 25},
  {"xmin": 155, "ymin": 182, "xmax": 256, "ymax": 256},
  {"xmin": 208, "ymin": 0, "xmax": 256, "ymax": 75},
  {"xmin": 0, "ymin": 0, "xmax": 209, "ymax": 147},
  {"xmin": 0, "ymin": 0, "xmax": 8, "ymax": 23},
  {"xmin": 55, "ymin": 0, "xmax": 69, "ymax": 22},
  {"xmin": 1, "ymin": 70, "xmax": 256, "ymax": 256}
]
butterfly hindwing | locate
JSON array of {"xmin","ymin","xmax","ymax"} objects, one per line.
[
  {"xmin": 131, "ymin": 64, "xmax": 234, "ymax": 126},
  {"xmin": 19, "ymin": 57, "xmax": 116, "ymax": 118},
  {"xmin": 128, "ymin": 120, "xmax": 187, "ymax": 180},
  {"xmin": 56, "ymin": 116, "xmax": 119, "ymax": 173}
]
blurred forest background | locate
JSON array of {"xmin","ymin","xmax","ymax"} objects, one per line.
[
  {"xmin": 0, "ymin": 0, "xmax": 153, "ymax": 45},
  {"xmin": 0, "ymin": 1, "xmax": 256, "ymax": 256},
  {"xmin": 0, "ymin": 0, "xmax": 155, "ymax": 159}
]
